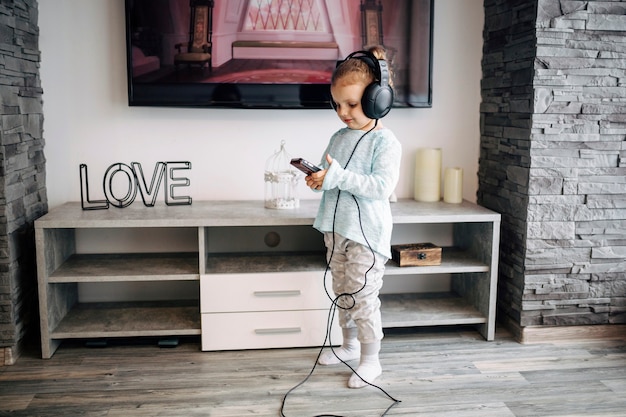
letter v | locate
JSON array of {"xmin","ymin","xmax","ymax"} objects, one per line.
[{"xmin": 132, "ymin": 161, "xmax": 166, "ymax": 207}]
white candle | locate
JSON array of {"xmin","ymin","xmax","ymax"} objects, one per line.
[
  {"xmin": 443, "ymin": 167, "xmax": 463, "ymax": 204},
  {"xmin": 414, "ymin": 148, "xmax": 442, "ymax": 202}
]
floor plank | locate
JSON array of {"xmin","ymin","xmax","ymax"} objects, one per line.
[{"xmin": 0, "ymin": 326, "xmax": 625, "ymax": 416}]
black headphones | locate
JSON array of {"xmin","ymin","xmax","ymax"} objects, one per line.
[{"xmin": 332, "ymin": 50, "xmax": 394, "ymax": 120}]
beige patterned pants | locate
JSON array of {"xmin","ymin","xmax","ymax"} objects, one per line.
[{"xmin": 324, "ymin": 232, "xmax": 386, "ymax": 344}]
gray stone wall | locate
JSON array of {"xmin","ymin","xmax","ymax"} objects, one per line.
[
  {"xmin": 0, "ymin": 0, "xmax": 47, "ymax": 364},
  {"xmin": 479, "ymin": 0, "xmax": 626, "ymax": 331}
]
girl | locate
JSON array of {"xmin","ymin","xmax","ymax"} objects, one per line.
[{"xmin": 306, "ymin": 47, "xmax": 401, "ymax": 389}]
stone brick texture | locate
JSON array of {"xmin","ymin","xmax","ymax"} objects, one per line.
[
  {"xmin": 0, "ymin": 0, "xmax": 48, "ymax": 362},
  {"xmin": 479, "ymin": 0, "xmax": 626, "ymax": 329}
]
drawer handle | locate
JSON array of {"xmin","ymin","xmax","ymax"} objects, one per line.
[
  {"xmin": 255, "ymin": 327, "xmax": 302, "ymax": 335},
  {"xmin": 253, "ymin": 290, "xmax": 301, "ymax": 297}
]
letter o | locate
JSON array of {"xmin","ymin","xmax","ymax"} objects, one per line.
[{"xmin": 103, "ymin": 163, "xmax": 137, "ymax": 208}]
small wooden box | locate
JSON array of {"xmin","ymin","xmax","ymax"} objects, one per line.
[{"xmin": 391, "ymin": 242, "xmax": 442, "ymax": 267}]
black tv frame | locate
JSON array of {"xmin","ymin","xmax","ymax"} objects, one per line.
[{"xmin": 125, "ymin": 0, "xmax": 433, "ymax": 109}]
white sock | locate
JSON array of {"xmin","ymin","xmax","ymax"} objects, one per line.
[
  {"xmin": 348, "ymin": 342, "xmax": 382, "ymax": 389},
  {"xmin": 348, "ymin": 354, "xmax": 382, "ymax": 388},
  {"xmin": 318, "ymin": 328, "xmax": 360, "ymax": 365}
]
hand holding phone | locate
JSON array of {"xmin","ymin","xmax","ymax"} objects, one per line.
[{"xmin": 290, "ymin": 158, "xmax": 321, "ymax": 175}]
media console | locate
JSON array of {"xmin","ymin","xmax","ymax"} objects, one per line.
[{"xmin": 35, "ymin": 199, "xmax": 500, "ymax": 358}]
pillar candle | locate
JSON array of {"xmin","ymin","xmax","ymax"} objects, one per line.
[
  {"xmin": 443, "ymin": 167, "xmax": 463, "ymax": 204},
  {"xmin": 414, "ymin": 148, "xmax": 442, "ymax": 202}
]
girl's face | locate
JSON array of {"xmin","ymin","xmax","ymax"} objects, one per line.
[{"xmin": 330, "ymin": 81, "xmax": 376, "ymax": 131}]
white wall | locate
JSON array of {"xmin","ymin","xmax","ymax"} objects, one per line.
[{"xmin": 38, "ymin": 0, "xmax": 484, "ymax": 210}]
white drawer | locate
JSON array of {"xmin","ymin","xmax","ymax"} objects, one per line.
[
  {"xmin": 200, "ymin": 271, "xmax": 333, "ymax": 313},
  {"xmin": 201, "ymin": 309, "xmax": 341, "ymax": 351}
]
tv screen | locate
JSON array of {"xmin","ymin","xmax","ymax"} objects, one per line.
[{"xmin": 125, "ymin": 0, "xmax": 433, "ymax": 109}]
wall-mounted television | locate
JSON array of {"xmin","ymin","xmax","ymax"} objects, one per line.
[{"xmin": 125, "ymin": 0, "xmax": 433, "ymax": 109}]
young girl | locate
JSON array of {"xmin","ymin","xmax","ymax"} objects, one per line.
[{"xmin": 305, "ymin": 47, "xmax": 401, "ymax": 389}]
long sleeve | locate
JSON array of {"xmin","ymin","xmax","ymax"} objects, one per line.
[{"xmin": 313, "ymin": 128, "xmax": 402, "ymax": 258}]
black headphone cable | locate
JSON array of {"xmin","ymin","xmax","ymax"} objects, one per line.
[{"xmin": 280, "ymin": 121, "xmax": 401, "ymax": 416}]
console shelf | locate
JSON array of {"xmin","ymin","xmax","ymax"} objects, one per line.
[
  {"xmin": 49, "ymin": 253, "xmax": 199, "ymax": 282},
  {"xmin": 36, "ymin": 199, "xmax": 500, "ymax": 358},
  {"xmin": 386, "ymin": 247, "xmax": 489, "ymax": 275},
  {"xmin": 205, "ymin": 251, "xmax": 327, "ymax": 274},
  {"xmin": 381, "ymin": 293, "xmax": 486, "ymax": 327},
  {"xmin": 50, "ymin": 301, "xmax": 201, "ymax": 339}
]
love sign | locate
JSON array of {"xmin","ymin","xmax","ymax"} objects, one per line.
[{"xmin": 80, "ymin": 161, "xmax": 192, "ymax": 210}]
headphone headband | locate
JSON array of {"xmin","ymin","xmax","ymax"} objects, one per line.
[{"xmin": 341, "ymin": 50, "xmax": 386, "ymax": 86}]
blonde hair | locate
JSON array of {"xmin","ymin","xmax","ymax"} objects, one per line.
[{"xmin": 331, "ymin": 46, "xmax": 393, "ymax": 88}]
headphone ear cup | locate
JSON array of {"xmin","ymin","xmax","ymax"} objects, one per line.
[{"xmin": 362, "ymin": 82, "xmax": 394, "ymax": 119}]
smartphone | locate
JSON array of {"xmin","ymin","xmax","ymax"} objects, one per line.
[{"xmin": 290, "ymin": 158, "xmax": 321, "ymax": 175}]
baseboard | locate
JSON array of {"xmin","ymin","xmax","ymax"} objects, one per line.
[
  {"xmin": 1, "ymin": 343, "xmax": 23, "ymax": 366},
  {"xmin": 1, "ymin": 346, "xmax": 14, "ymax": 366},
  {"xmin": 503, "ymin": 318, "xmax": 626, "ymax": 344}
]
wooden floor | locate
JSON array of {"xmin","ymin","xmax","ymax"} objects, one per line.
[{"xmin": 1, "ymin": 326, "xmax": 625, "ymax": 417}]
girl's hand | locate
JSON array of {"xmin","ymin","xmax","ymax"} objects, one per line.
[{"xmin": 306, "ymin": 154, "xmax": 333, "ymax": 190}]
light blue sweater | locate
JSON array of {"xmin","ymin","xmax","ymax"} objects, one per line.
[{"xmin": 313, "ymin": 127, "xmax": 402, "ymax": 258}]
